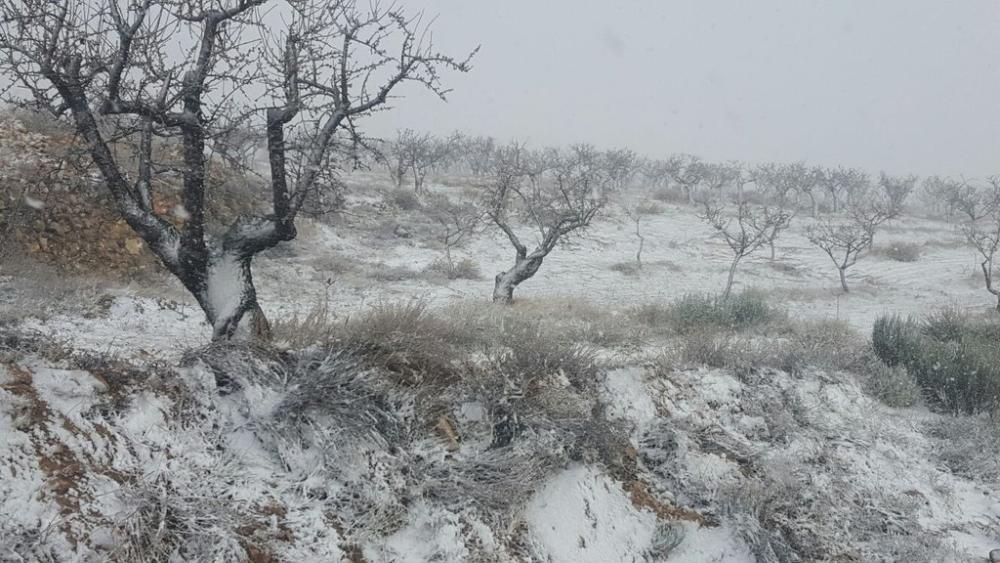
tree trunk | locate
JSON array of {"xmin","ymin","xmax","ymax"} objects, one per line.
[
  {"xmin": 769, "ymin": 239, "xmax": 776, "ymax": 261},
  {"xmin": 492, "ymin": 255, "xmax": 543, "ymax": 304},
  {"xmin": 723, "ymin": 257, "xmax": 740, "ymax": 299},
  {"xmin": 193, "ymin": 250, "xmax": 271, "ymax": 341},
  {"xmin": 635, "ymin": 219, "xmax": 644, "ymax": 268},
  {"xmin": 839, "ymin": 267, "xmax": 850, "ymax": 293}
]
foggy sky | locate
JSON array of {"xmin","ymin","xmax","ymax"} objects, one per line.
[{"xmin": 364, "ymin": 0, "xmax": 1000, "ymax": 178}]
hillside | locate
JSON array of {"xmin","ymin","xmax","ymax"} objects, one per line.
[{"xmin": 2, "ymin": 121, "xmax": 1000, "ymax": 562}]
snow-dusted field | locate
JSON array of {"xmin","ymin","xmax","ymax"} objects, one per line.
[
  {"xmin": 2, "ymin": 173, "xmax": 1000, "ymax": 562},
  {"xmin": 8, "ymin": 174, "xmax": 992, "ymax": 360}
]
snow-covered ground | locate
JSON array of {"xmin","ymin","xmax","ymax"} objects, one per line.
[
  {"xmin": 2, "ymin": 173, "xmax": 1000, "ymax": 562},
  {"xmin": 8, "ymin": 175, "xmax": 991, "ymax": 360}
]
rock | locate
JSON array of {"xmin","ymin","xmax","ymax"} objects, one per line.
[
  {"xmin": 124, "ymin": 237, "xmax": 144, "ymax": 255},
  {"xmin": 989, "ymin": 548, "xmax": 1000, "ymax": 562},
  {"xmin": 392, "ymin": 224, "xmax": 412, "ymax": 238}
]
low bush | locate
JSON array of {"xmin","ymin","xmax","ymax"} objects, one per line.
[
  {"xmin": 485, "ymin": 318, "xmax": 600, "ymax": 393},
  {"xmin": 771, "ymin": 319, "xmax": 866, "ymax": 375},
  {"xmin": 423, "ymin": 257, "xmax": 481, "ymax": 280},
  {"xmin": 871, "ymin": 314, "xmax": 920, "ymax": 368},
  {"xmin": 872, "ymin": 309, "xmax": 1000, "ymax": 414},
  {"xmin": 862, "ymin": 363, "xmax": 922, "ymax": 408},
  {"xmin": 368, "ymin": 263, "xmax": 423, "ymax": 282},
  {"xmin": 876, "ymin": 242, "xmax": 921, "ymax": 262},
  {"xmin": 656, "ymin": 290, "xmax": 783, "ymax": 334},
  {"xmin": 609, "ymin": 261, "xmax": 642, "ymax": 276},
  {"xmin": 385, "ymin": 188, "xmax": 421, "ymax": 210}
]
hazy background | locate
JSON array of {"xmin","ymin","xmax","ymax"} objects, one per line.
[{"xmin": 365, "ymin": 0, "xmax": 1000, "ymax": 178}]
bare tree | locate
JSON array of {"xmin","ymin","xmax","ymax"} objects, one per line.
[
  {"xmin": 486, "ymin": 143, "xmax": 608, "ymax": 304},
  {"xmin": 816, "ymin": 166, "xmax": 869, "ymax": 214},
  {"xmin": 0, "ymin": 0, "xmax": 474, "ymax": 340},
  {"xmin": 621, "ymin": 195, "xmax": 648, "ymax": 268},
  {"xmin": 752, "ymin": 163, "xmax": 800, "ymax": 209},
  {"xmin": 806, "ymin": 206, "xmax": 892, "ymax": 293},
  {"xmin": 603, "ymin": 147, "xmax": 639, "ymax": 192},
  {"xmin": 700, "ymin": 199, "xmax": 793, "ymax": 299},
  {"xmin": 460, "ymin": 134, "xmax": 496, "ymax": 177},
  {"xmin": 878, "ymin": 172, "xmax": 918, "ymax": 217},
  {"xmin": 425, "ymin": 193, "xmax": 483, "ymax": 270},
  {"xmin": 639, "ymin": 157, "xmax": 676, "ymax": 191},
  {"xmin": 384, "ymin": 129, "xmax": 458, "ymax": 194},
  {"xmin": 695, "ymin": 161, "xmax": 741, "ymax": 202},
  {"xmin": 959, "ymin": 177, "xmax": 1000, "ymax": 310},
  {"xmin": 665, "ymin": 153, "xmax": 704, "ymax": 205}
]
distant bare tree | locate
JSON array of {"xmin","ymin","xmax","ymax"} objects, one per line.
[
  {"xmin": 753, "ymin": 163, "xmax": 801, "ymax": 209},
  {"xmin": 639, "ymin": 157, "xmax": 677, "ymax": 191},
  {"xmin": 665, "ymin": 154, "xmax": 704, "ymax": 205},
  {"xmin": 486, "ymin": 143, "xmax": 608, "ymax": 303},
  {"xmin": 461, "ymin": 135, "xmax": 496, "ymax": 177},
  {"xmin": 817, "ymin": 166, "xmax": 869, "ymax": 214},
  {"xmin": 621, "ymin": 195, "xmax": 648, "ymax": 268},
  {"xmin": 695, "ymin": 162, "xmax": 741, "ymax": 201},
  {"xmin": 425, "ymin": 194, "xmax": 483, "ymax": 269},
  {"xmin": 700, "ymin": 199, "xmax": 793, "ymax": 299},
  {"xmin": 878, "ymin": 173, "xmax": 918, "ymax": 217},
  {"xmin": 603, "ymin": 147, "xmax": 639, "ymax": 192},
  {"xmin": 959, "ymin": 177, "xmax": 1000, "ymax": 310},
  {"xmin": 0, "ymin": 0, "xmax": 474, "ymax": 339},
  {"xmin": 385, "ymin": 130, "xmax": 458, "ymax": 194},
  {"xmin": 806, "ymin": 205, "xmax": 892, "ymax": 293}
]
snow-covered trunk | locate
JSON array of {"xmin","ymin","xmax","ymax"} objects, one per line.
[
  {"xmin": 493, "ymin": 256, "xmax": 544, "ymax": 304},
  {"xmin": 192, "ymin": 250, "xmax": 269, "ymax": 341},
  {"xmin": 838, "ymin": 267, "xmax": 850, "ymax": 293},
  {"xmin": 155, "ymin": 250, "xmax": 265, "ymax": 342}
]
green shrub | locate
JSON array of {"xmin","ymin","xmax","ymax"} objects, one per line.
[
  {"xmin": 872, "ymin": 310, "xmax": 1000, "ymax": 415},
  {"xmin": 921, "ymin": 307, "xmax": 966, "ymax": 342},
  {"xmin": 871, "ymin": 314, "xmax": 920, "ymax": 368},
  {"xmin": 664, "ymin": 290, "xmax": 781, "ymax": 334}
]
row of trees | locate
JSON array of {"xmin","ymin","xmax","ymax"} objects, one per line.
[{"xmin": 381, "ymin": 131, "xmax": 927, "ymax": 220}]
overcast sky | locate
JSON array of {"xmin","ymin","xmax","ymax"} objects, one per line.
[{"xmin": 364, "ymin": 0, "xmax": 1000, "ymax": 177}]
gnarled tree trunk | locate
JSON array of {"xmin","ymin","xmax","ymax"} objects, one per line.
[{"xmin": 492, "ymin": 255, "xmax": 543, "ymax": 304}]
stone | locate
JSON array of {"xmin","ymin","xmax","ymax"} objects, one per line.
[{"xmin": 124, "ymin": 238, "xmax": 144, "ymax": 255}]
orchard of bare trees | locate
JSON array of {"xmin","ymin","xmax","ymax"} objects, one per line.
[{"xmin": 4, "ymin": 0, "xmax": 1000, "ymax": 340}]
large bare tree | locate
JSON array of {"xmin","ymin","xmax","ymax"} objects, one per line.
[
  {"xmin": 486, "ymin": 143, "xmax": 608, "ymax": 304},
  {"xmin": 0, "ymin": 0, "xmax": 473, "ymax": 339}
]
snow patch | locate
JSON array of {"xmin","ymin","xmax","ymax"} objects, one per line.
[{"xmin": 524, "ymin": 465, "xmax": 657, "ymax": 562}]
